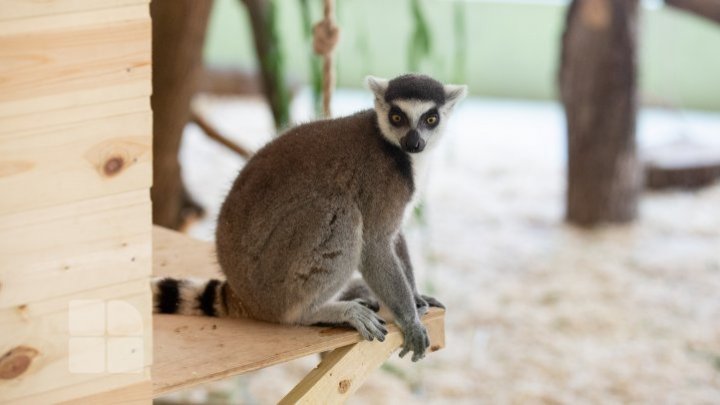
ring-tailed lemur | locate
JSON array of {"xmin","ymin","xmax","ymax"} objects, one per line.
[{"xmin": 153, "ymin": 74, "xmax": 467, "ymax": 361}]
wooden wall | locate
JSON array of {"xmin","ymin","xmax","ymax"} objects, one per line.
[{"xmin": 0, "ymin": 1, "xmax": 153, "ymax": 403}]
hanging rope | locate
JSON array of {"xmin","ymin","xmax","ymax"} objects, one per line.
[{"xmin": 312, "ymin": 0, "xmax": 339, "ymax": 118}]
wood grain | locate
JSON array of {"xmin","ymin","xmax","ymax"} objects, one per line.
[
  {"xmin": 0, "ymin": 111, "xmax": 152, "ymax": 214},
  {"xmin": 0, "ymin": 97, "xmax": 149, "ymax": 136},
  {"xmin": 0, "ymin": 17, "xmax": 151, "ymax": 117},
  {"xmin": 0, "ymin": 3, "xmax": 149, "ymax": 35},
  {"xmin": 279, "ymin": 333, "xmax": 405, "ymax": 404},
  {"xmin": 60, "ymin": 381, "xmax": 152, "ymax": 405},
  {"xmin": 0, "ymin": 279, "xmax": 151, "ymax": 403},
  {"xmin": 0, "ymin": 190, "xmax": 151, "ymax": 308},
  {"xmin": 0, "ymin": 0, "xmax": 148, "ymax": 21},
  {"xmin": 5, "ymin": 369, "xmax": 151, "ymax": 405},
  {"xmin": 151, "ymin": 226, "xmax": 446, "ymax": 397}
]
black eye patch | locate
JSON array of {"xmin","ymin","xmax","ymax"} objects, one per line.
[
  {"xmin": 420, "ymin": 108, "xmax": 440, "ymax": 128},
  {"xmin": 388, "ymin": 106, "xmax": 408, "ymax": 127}
]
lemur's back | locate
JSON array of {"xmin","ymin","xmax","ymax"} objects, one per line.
[{"xmin": 215, "ymin": 109, "xmax": 413, "ymax": 322}]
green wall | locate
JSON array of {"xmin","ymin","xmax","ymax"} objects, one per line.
[{"xmin": 204, "ymin": 0, "xmax": 720, "ymax": 111}]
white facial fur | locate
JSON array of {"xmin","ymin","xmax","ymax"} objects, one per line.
[{"xmin": 365, "ymin": 76, "xmax": 467, "ymax": 152}]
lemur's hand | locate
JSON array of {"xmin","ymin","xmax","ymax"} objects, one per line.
[{"xmin": 398, "ymin": 321, "xmax": 429, "ymax": 362}]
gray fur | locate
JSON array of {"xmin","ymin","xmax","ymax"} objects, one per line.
[{"xmin": 158, "ymin": 75, "xmax": 466, "ymax": 362}]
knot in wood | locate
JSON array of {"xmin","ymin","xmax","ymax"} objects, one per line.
[
  {"xmin": 338, "ymin": 379, "xmax": 351, "ymax": 394},
  {"xmin": 103, "ymin": 156, "xmax": 125, "ymax": 176},
  {"xmin": 313, "ymin": 19, "xmax": 339, "ymax": 55},
  {"xmin": 0, "ymin": 346, "xmax": 39, "ymax": 379}
]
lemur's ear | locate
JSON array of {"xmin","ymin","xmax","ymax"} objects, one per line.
[
  {"xmin": 443, "ymin": 84, "xmax": 468, "ymax": 111},
  {"xmin": 365, "ymin": 76, "xmax": 389, "ymax": 102}
]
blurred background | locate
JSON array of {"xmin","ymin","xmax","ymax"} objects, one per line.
[{"xmin": 152, "ymin": 0, "xmax": 720, "ymax": 403}]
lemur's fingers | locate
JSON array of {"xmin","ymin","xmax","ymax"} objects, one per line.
[
  {"xmin": 358, "ymin": 312, "xmax": 388, "ymax": 341},
  {"xmin": 421, "ymin": 294, "xmax": 445, "ymax": 309},
  {"xmin": 347, "ymin": 303, "xmax": 387, "ymax": 342}
]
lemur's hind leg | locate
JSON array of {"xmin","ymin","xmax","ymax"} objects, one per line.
[
  {"xmin": 276, "ymin": 203, "xmax": 387, "ymax": 342},
  {"xmin": 338, "ymin": 278, "xmax": 380, "ymax": 312}
]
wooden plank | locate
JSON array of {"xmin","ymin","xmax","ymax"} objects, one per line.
[
  {"xmin": 59, "ymin": 381, "xmax": 152, "ymax": 405},
  {"xmin": 0, "ymin": 97, "xmax": 149, "ymax": 136},
  {"xmin": 151, "ymin": 226, "xmax": 446, "ymax": 397},
  {"xmin": 0, "ymin": 3, "xmax": 149, "ymax": 36},
  {"xmin": 4, "ymin": 368, "xmax": 151, "ymax": 405},
  {"xmin": 0, "ymin": 0, "xmax": 148, "ymax": 22},
  {"xmin": 0, "ymin": 111, "xmax": 152, "ymax": 214},
  {"xmin": 0, "ymin": 190, "xmax": 151, "ymax": 307},
  {"xmin": 0, "ymin": 279, "xmax": 152, "ymax": 403},
  {"xmin": 0, "ymin": 17, "xmax": 151, "ymax": 117},
  {"xmin": 7, "ymin": 374, "xmax": 151, "ymax": 405}
]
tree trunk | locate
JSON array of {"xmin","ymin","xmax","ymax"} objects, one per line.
[
  {"xmin": 560, "ymin": 0, "xmax": 641, "ymax": 226},
  {"xmin": 150, "ymin": 0, "xmax": 213, "ymax": 229},
  {"xmin": 666, "ymin": 0, "xmax": 720, "ymax": 25}
]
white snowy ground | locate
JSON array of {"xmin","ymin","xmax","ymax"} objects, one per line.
[{"xmin": 167, "ymin": 90, "xmax": 720, "ymax": 404}]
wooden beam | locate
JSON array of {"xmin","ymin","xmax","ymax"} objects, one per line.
[
  {"xmin": 666, "ymin": 0, "xmax": 720, "ymax": 25},
  {"xmin": 280, "ymin": 313, "xmax": 444, "ymax": 404}
]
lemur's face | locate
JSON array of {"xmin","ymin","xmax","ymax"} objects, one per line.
[{"xmin": 367, "ymin": 74, "xmax": 467, "ymax": 154}]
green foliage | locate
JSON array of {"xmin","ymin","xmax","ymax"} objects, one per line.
[
  {"xmin": 264, "ymin": 0, "xmax": 291, "ymax": 130},
  {"xmin": 413, "ymin": 199, "xmax": 427, "ymax": 227},
  {"xmin": 299, "ymin": 0, "xmax": 324, "ymax": 117},
  {"xmin": 407, "ymin": 0, "xmax": 432, "ymax": 72},
  {"xmin": 452, "ymin": 1, "xmax": 467, "ymax": 83}
]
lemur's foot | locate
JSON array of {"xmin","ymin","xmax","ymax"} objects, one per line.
[
  {"xmin": 398, "ymin": 321, "xmax": 430, "ymax": 362},
  {"xmin": 352, "ymin": 297, "xmax": 380, "ymax": 313},
  {"xmin": 346, "ymin": 302, "xmax": 388, "ymax": 342},
  {"xmin": 420, "ymin": 294, "xmax": 445, "ymax": 309}
]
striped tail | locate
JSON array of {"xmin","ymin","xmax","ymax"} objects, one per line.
[{"xmin": 151, "ymin": 277, "xmax": 232, "ymax": 317}]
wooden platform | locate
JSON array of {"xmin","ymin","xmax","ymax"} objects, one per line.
[{"xmin": 152, "ymin": 227, "xmax": 445, "ymax": 403}]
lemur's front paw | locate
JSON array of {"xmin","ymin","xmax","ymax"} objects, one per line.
[
  {"xmin": 398, "ymin": 321, "xmax": 429, "ymax": 362},
  {"xmin": 346, "ymin": 302, "xmax": 388, "ymax": 342},
  {"xmin": 420, "ymin": 294, "xmax": 445, "ymax": 309}
]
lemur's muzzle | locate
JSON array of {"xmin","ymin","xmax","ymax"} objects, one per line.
[{"xmin": 401, "ymin": 129, "xmax": 426, "ymax": 153}]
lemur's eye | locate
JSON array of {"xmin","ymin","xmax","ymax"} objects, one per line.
[
  {"xmin": 426, "ymin": 115, "xmax": 438, "ymax": 125},
  {"xmin": 391, "ymin": 114, "xmax": 402, "ymax": 123}
]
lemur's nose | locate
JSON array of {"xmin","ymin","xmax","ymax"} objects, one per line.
[{"xmin": 401, "ymin": 130, "xmax": 426, "ymax": 153}]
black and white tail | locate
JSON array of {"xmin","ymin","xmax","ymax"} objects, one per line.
[{"xmin": 151, "ymin": 277, "xmax": 231, "ymax": 317}]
